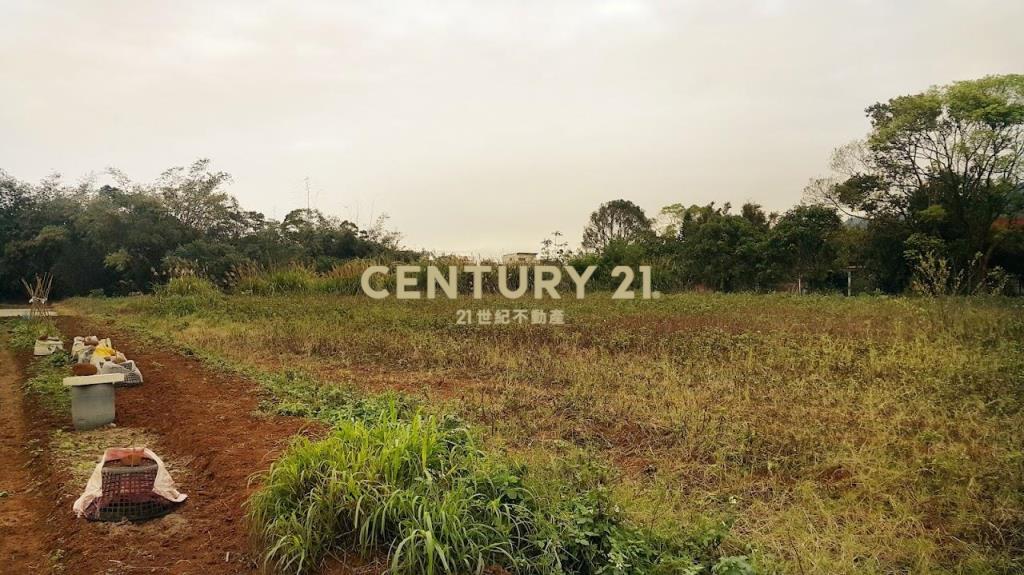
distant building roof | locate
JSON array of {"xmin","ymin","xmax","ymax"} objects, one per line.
[{"xmin": 993, "ymin": 217, "xmax": 1024, "ymax": 230}]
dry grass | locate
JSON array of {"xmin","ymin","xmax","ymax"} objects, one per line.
[
  {"xmin": 49, "ymin": 427, "xmax": 177, "ymax": 489},
  {"xmin": 66, "ymin": 293, "xmax": 1024, "ymax": 574}
]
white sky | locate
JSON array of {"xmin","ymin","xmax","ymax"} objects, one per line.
[{"xmin": 2, "ymin": 1, "xmax": 1022, "ymax": 256}]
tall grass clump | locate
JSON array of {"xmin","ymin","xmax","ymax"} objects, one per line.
[
  {"xmin": 267, "ymin": 265, "xmax": 317, "ymax": 293},
  {"xmin": 248, "ymin": 409, "xmax": 751, "ymax": 575},
  {"xmin": 319, "ymin": 258, "xmax": 393, "ymax": 294},
  {"xmin": 248, "ymin": 410, "xmax": 532, "ymax": 574},
  {"xmin": 156, "ymin": 275, "xmax": 222, "ymax": 298},
  {"xmin": 227, "ymin": 261, "xmax": 272, "ymax": 294},
  {"xmin": 152, "ymin": 275, "xmax": 224, "ymax": 316},
  {"xmin": 229, "ymin": 263, "xmax": 319, "ymax": 295},
  {"xmin": 226, "ymin": 258, "xmax": 564, "ymax": 297}
]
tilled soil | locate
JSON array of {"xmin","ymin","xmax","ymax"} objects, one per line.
[
  {"xmin": 2, "ymin": 312, "xmax": 335, "ymax": 574},
  {"xmin": 0, "ymin": 345, "xmax": 55, "ymax": 571}
]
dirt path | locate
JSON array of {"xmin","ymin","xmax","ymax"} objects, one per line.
[
  {"xmin": 0, "ymin": 346, "xmax": 54, "ymax": 571},
  {"xmin": 0, "ymin": 311, "xmax": 383, "ymax": 574},
  {"xmin": 37, "ymin": 312, "xmax": 323, "ymax": 573}
]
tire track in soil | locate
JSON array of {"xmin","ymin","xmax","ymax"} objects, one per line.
[
  {"xmin": 37, "ymin": 312, "xmax": 332, "ymax": 574},
  {"xmin": 0, "ymin": 346, "xmax": 54, "ymax": 572}
]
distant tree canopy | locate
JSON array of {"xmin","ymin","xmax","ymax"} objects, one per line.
[
  {"xmin": 3, "ymin": 76, "xmax": 1022, "ymax": 299},
  {"xmin": 0, "ymin": 159, "xmax": 406, "ymax": 298},
  {"xmin": 817, "ymin": 74, "xmax": 1024, "ymax": 287},
  {"xmin": 569, "ymin": 75, "xmax": 1024, "ymax": 295},
  {"xmin": 677, "ymin": 206, "xmax": 768, "ymax": 291},
  {"xmin": 581, "ymin": 199, "xmax": 653, "ymax": 252}
]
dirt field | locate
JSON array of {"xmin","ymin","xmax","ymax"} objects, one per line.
[{"xmin": 0, "ymin": 313, "xmax": 341, "ymax": 574}]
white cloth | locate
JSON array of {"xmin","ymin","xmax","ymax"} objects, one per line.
[
  {"xmin": 97, "ymin": 360, "xmax": 144, "ymax": 384},
  {"xmin": 71, "ymin": 337, "xmax": 86, "ymax": 359},
  {"xmin": 72, "ymin": 337, "xmax": 111, "ymax": 362},
  {"xmin": 33, "ymin": 339, "xmax": 64, "ymax": 356},
  {"xmin": 72, "ymin": 447, "xmax": 187, "ymax": 517},
  {"xmin": 72, "ymin": 336, "xmax": 115, "ymax": 364}
]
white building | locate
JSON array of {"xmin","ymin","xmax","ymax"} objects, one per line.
[{"xmin": 502, "ymin": 252, "xmax": 537, "ymax": 264}]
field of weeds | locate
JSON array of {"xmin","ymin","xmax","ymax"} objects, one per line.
[{"xmin": 67, "ymin": 293, "xmax": 1024, "ymax": 574}]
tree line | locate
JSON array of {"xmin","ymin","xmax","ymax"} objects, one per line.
[
  {"xmin": 1, "ymin": 75, "xmax": 1022, "ymax": 299},
  {"xmin": 0, "ymin": 160, "xmax": 408, "ymax": 298},
  {"xmin": 569, "ymin": 75, "xmax": 1024, "ymax": 295}
]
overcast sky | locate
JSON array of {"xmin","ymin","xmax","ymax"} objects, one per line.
[{"xmin": 2, "ymin": 1, "xmax": 1021, "ymax": 256}]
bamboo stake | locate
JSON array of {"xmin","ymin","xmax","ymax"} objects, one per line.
[{"xmin": 21, "ymin": 273, "xmax": 54, "ymax": 320}]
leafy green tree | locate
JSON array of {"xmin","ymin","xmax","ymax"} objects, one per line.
[
  {"xmin": 821, "ymin": 74, "xmax": 1024, "ymax": 283},
  {"xmin": 740, "ymin": 202, "xmax": 775, "ymax": 229},
  {"xmin": 582, "ymin": 199, "xmax": 653, "ymax": 252},
  {"xmin": 0, "ymin": 161, "xmax": 408, "ymax": 298},
  {"xmin": 75, "ymin": 186, "xmax": 191, "ymax": 293},
  {"xmin": 990, "ymin": 186, "xmax": 1024, "ymax": 281},
  {"xmin": 0, "ymin": 170, "xmax": 32, "ymax": 251},
  {"xmin": 0, "ymin": 172, "xmax": 97, "ymax": 296},
  {"xmin": 148, "ymin": 159, "xmax": 250, "ymax": 239},
  {"xmin": 660, "ymin": 202, "xmax": 728, "ymax": 238},
  {"xmin": 234, "ymin": 225, "xmax": 304, "ymax": 268},
  {"xmin": 279, "ymin": 208, "xmax": 390, "ymax": 270},
  {"xmin": 1, "ymin": 171, "xmax": 42, "ymax": 294},
  {"xmin": 539, "ymin": 230, "xmax": 570, "ymax": 262},
  {"xmin": 767, "ymin": 205, "xmax": 843, "ymax": 292},
  {"xmin": 676, "ymin": 206, "xmax": 768, "ymax": 291}
]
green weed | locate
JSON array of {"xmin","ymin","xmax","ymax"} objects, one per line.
[
  {"xmin": 24, "ymin": 343, "xmax": 71, "ymax": 413},
  {"xmin": 5, "ymin": 317, "xmax": 59, "ymax": 351},
  {"xmin": 249, "ymin": 409, "xmax": 742, "ymax": 574}
]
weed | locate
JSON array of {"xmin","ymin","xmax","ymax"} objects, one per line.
[
  {"xmin": 23, "ymin": 350, "xmax": 71, "ymax": 413},
  {"xmin": 6, "ymin": 318, "xmax": 58, "ymax": 351},
  {"xmin": 249, "ymin": 409, "xmax": 738, "ymax": 574}
]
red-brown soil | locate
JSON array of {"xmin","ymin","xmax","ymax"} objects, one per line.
[
  {"xmin": 0, "ymin": 345, "xmax": 55, "ymax": 571},
  {"xmin": 0, "ymin": 313, "xmax": 378, "ymax": 574}
]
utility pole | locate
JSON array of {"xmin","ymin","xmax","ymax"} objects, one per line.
[
  {"xmin": 304, "ymin": 176, "xmax": 311, "ymax": 215},
  {"xmin": 846, "ymin": 266, "xmax": 863, "ymax": 296}
]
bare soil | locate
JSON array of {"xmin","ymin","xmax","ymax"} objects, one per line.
[
  {"xmin": 0, "ymin": 313, "xmax": 377, "ymax": 574},
  {"xmin": 0, "ymin": 345, "xmax": 55, "ymax": 571}
]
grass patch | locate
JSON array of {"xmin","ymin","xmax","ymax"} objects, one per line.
[
  {"xmin": 5, "ymin": 317, "xmax": 59, "ymax": 351},
  {"xmin": 49, "ymin": 427, "xmax": 169, "ymax": 488},
  {"xmin": 155, "ymin": 276, "xmax": 222, "ymax": 298},
  {"xmin": 249, "ymin": 408, "xmax": 750, "ymax": 575},
  {"xmin": 23, "ymin": 352, "xmax": 72, "ymax": 413},
  {"xmin": 259, "ymin": 369, "xmax": 418, "ymax": 425},
  {"xmin": 3, "ymin": 318, "xmax": 72, "ymax": 414}
]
